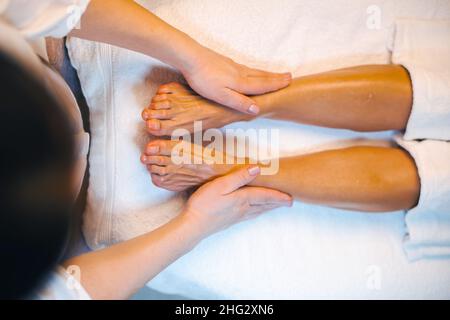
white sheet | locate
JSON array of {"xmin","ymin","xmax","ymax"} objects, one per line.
[{"xmin": 67, "ymin": 0, "xmax": 450, "ymax": 299}]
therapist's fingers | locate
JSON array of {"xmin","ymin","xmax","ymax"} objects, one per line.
[
  {"xmin": 235, "ymin": 75, "xmax": 291, "ymax": 95},
  {"xmin": 235, "ymin": 71, "xmax": 292, "ymax": 95},
  {"xmin": 214, "ymin": 88, "xmax": 260, "ymax": 115},
  {"xmin": 246, "ymin": 68, "xmax": 292, "ymax": 79},
  {"xmin": 206, "ymin": 165, "xmax": 261, "ymax": 195}
]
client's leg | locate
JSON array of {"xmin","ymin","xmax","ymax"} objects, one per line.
[
  {"xmin": 141, "ymin": 140, "xmax": 420, "ymax": 212},
  {"xmin": 142, "ymin": 65, "xmax": 413, "ymax": 136}
]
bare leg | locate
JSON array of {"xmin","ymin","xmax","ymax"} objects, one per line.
[
  {"xmin": 143, "ymin": 65, "xmax": 413, "ymax": 136},
  {"xmin": 141, "ymin": 140, "xmax": 420, "ymax": 212}
]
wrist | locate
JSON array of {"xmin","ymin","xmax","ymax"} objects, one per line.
[
  {"xmin": 178, "ymin": 205, "xmax": 227, "ymax": 240},
  {"xmin": 138, "ymin": 20, "xmax": 205, "ymax": 75},
  {"xmin": 168, "ymin": 33, "xmax": 207, "ymax": 75},
  {"xmin": 174, "ymin": 209, "xmax": 210, "ymax": 246}
]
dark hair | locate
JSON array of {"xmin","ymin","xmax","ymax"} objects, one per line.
[{"xmin": 0, "ymin": 50, "xmax": 75, "ymax": 299}]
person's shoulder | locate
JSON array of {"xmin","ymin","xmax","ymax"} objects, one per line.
[{"xmin": 1, "ymin": 0, "xmax": 91, "ymax": 39}]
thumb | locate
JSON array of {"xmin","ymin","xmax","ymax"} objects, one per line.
[
  {"xmin": 217, "ymin": 88, "xmax": 260, "ymax": 115},
  {"xmin": 208, "ymin": 165, "xmax": 261, "ymax": 195}
]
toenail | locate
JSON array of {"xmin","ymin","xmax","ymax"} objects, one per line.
[
  {"xmin": 147, "ymin": 120, "xmax": 160, "ymax": 130},
  {"xmin": 147, "ymin": 145, "xmax": 159, "ymax": 154}
]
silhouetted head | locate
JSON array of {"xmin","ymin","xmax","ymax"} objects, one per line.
[{"xmin": 0, "ymin": 49, "xmax": 75, "ymax": 299}]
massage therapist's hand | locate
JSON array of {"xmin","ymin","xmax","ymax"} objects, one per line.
[
  {"xmin": 182, "ymin": 166, "xmax": 293, "ymax": 237},
  {"xmin": 71, "ymin": 0, "xmax": 291, "ymax": 115},
  {"xmin": 180, "ymin": 47, "xmax": 292, "ymax": 115}
]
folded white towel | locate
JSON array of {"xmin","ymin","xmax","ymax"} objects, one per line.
[
  {"xmin": 391, "ymin": 20, "xmax": 450, "ymax": 260},
  {"xmin": 68, "ymin": 0, "xmax": 450, "ymax": 298}
]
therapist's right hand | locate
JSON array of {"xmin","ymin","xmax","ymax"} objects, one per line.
[{"xmin": 183, "ymin": 166, "xmax": 293, "ymax": 237}]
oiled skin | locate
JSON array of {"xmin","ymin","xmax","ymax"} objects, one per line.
[
  {"xmin": 143, "ymin": 65, "xmax": 412, "ymax": 135},
  {"xmin": 142, "ymin": 64, "xmax": 419, "ymax": 212}
]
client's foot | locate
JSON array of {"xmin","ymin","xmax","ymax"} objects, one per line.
[
  {"xmin": 140, "ymin": 139, "xmax": 244, "ymax": 191},
  {"xmin": 142, "ymin": 82, "xmax": 252, "ymax": 136}
]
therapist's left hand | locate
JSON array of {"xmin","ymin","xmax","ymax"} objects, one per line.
[
  {"xmin": 182, "ymin": 165, "xmax": 293, "ymax": 237},
  {"xmin": 181, "ymin": 46, "xmax": 292, "ymax": 115}
]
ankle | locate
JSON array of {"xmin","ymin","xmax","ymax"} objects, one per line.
[
  {"xmin": 253, "ymin": 93, "xmax": 275, "ymax": 118},
  {"xmin": 211, "ymin": 157, "xmax": 249, "ymax": 178}
]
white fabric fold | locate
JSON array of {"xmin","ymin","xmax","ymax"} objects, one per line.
[
  {"xmin": 391, "ymin": 20, "xmax": 450, "ymax": 141},
  {"xmin": 395, "ymin": 137, "xmax": 450, "ymax": 260},
  {"xmin": 391, "ymin": 19, "xmax": 450, "ymax": 260}
]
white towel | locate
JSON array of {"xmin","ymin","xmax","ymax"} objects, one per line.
[
  {"xmin": 391, "ymin": 20, "xmax": 450, "ymax": 260},
  {"xmin": 67, "ymin": 0, "xmax": 450, "ymax": 299}
]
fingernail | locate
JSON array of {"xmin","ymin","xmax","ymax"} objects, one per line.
[
  {"xmin": 281, "ymin": 195, "xmax": 293, "ymax": 206},
  {"xmin": 248, "ymin": 166, "xmax": 260, "ymax": 176},
  {"xmin": 142, "ymin": 110, "xmax": 149, "ymax": 120},
  {"xmin": 147, "ymin": 145, "xmax": 159, "ymax": 154},
  {"xmin": 141, "ymin": 155, "xmax": 148, "ymax": 163},
  {"xmin": 248, "ymin": 104, "xmax": 260, "ymax": 115},
  {"xmin": 147, "ymin": 120, "xmax": 160, "ymax": 130},
  {"xmin": 277, "ymin": 200, "xmax": 292, "ymax": 208}
]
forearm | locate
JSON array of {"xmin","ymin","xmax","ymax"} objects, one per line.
[
  {"xmin": 251, "ymin": 146, "xmax": 420, "ymax": 212},
  {"xmin": 63, "ymin": 213, "xmax": 203, "ymax": 300},
  {"xmin": 70, "ymin": 0, "xmax": 202, "ymax": 72},
  {"xmin": 254, "ymin": 65, "xmax": 413, "ymax": 131}
]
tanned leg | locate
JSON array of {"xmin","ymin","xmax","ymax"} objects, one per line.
[
  {"xmin": 143, "ymin": 65, "xmax": 413, "ymax": 135},
  {"xmin": 141, "ymin": 140, "xmax": 420, "ymax": 212}
]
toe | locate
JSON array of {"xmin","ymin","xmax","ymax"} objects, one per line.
[
  {"xmin": 150, "ymin": 100, "xmax": 171, "ymax": 110},
  {"xmin": 146, "ymin": 119, "xmax": 161, "ymax": 132},
  {"xmin": 151, "ymin": 173, "xmax": 165, "ymax": 187},
  {"xmin": 157, "ymin": 84, "xmax": 173, "ymax": 94},
  {"xmin": 145, "ymin": 139, "xmax": 180, "ymax": 156},
  {"xmin": 143, "ymin": 106, "xmax": 171, "ymax": 120},
  {"xmin": 147, "ymin": 109, "xmax": 173, "ymax": 120},
  {"xmin": 152, "ymin": 93, "xmax": 168, "ymax": 103},
  {"xmin": 151, "ymin": 174, "xmax": 186, "ymax": 192},
  {"xmin": 146, "ymin": 119, "xmax": 179, "ymax": 136},
  {"xmin": 158, "ymin": 82, "xmax": 188, "ymax": 94},
  {"xmin": 149, "ymin": 165, "xmax": 169, "ymax": 176},
  {"xmin": 141, "ymin": 154, "xmax": 171, "ymax": 165},
  {"xmin": 142, "ymin": 108, "xmax": 150, "ymax": 121},
  {"xmin": 151, "ymin": 173, "xmax": 172, "ymax": 188}
]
